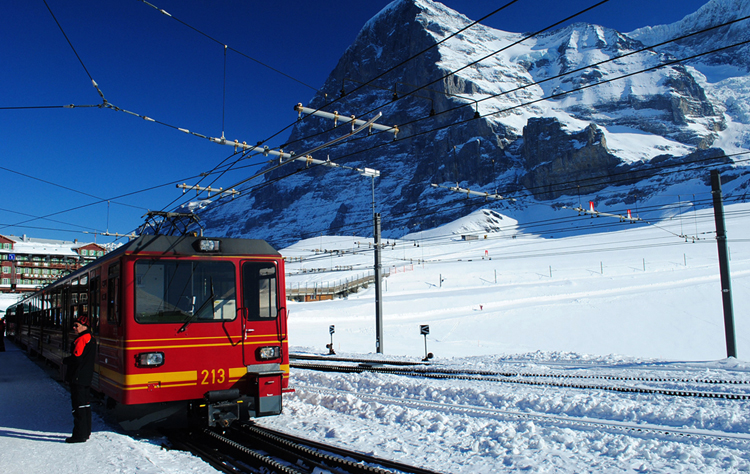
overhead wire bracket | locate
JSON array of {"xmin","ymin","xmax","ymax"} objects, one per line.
[
  {"xmin": 294, "ymin": 104, "xmax": 399, "ymax": 139},
  {"xmin": 177, "ymin": 183, "xmax": 240, "ymax": 198},
  {"xmin": 430, "ymin": 183, "xmax": 516, "ymax": 203},
  {"xmin": 563, "ymin": 201, "xmax": 642, "ymax": 223},
  {"xmin": 211, "ymin": 111, "xmax": 385, "ymax": 178}
]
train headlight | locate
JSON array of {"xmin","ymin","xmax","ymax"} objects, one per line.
[
  {"xmin": 257, "ymin": 346, "xmax": 281, "ymax": 360},
  {"xmin": 197, "ymin": 239, "xmax": 221, "ymax": 252},
  {"xmin": 136, "ymin": 352, "xmax": 165, "ymax": 368}
]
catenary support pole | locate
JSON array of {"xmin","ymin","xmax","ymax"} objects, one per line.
[
  {"xmin": 711, "ymin": 170, "xmax": 737, "ymax": 358},
  {"xmin": 374, "ymin": 213, "xmax": 384, "ymax": 354}
]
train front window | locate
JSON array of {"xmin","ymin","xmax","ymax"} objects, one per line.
[
  {"xmin": 242, "ymin": 262, "xmax": 277, "ymax": 320},
  {"xmin": 135, "ymin": 260, "xmax": 237, "ymax": 324}
]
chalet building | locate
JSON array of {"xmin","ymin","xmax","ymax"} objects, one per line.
[{"xmin": 0, "ymin": 235, "xmax": 107, "ymax": 294}]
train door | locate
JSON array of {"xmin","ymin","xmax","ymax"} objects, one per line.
[
  {"xmin": 89, "ymin": 270, "xmax": 100, "ymax": 335},
  {"xmin": 239, "ymin": 260, "xmax": 285, "ymax": 367},
  {"xmin": 62, "ymin": 282, "xmax": 71, "ymax": 352}
]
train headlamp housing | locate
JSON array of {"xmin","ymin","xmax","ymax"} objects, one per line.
[
  {"xmin": 257, "ymin": 346, "xmax": 281, "ymax": 360},
  {"xmin": 197, "ymin": 239, "xmax": 221, "ymax": 253},
  {"xmin": 136, "ymin": 352, "xmax": 165, "ymax": 368}
]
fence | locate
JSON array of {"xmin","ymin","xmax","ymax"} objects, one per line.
[{"xmin": 286, "ymin": 269, "xmax": 391, "ymax": 302}]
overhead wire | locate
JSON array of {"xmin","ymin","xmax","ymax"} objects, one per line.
[
  {"xmin": 2, "ymin": 0, "xmax": 318, "ymax": 237},
  {"xmin": 202, "ymin": 22, "xmax": 750, "ymax": 229},
  {"xmin": 25, "ymin": 0, "xmax": 618, "ymax": 224},
  {"xmin": 196, "ymin": 135, "xmax": 750, "ymax": 244},
  {"xmin": 289, "ymin": 196, "xmax": 750, "ymax": 270},
  {"xmin": 268, "ymin": 173, "xmax": 750, "ymax": 256},
  {"xmin": 134, "ymin": 0, "xmax": 525, "ymax": 181},
  {"xmin": 0, "ymin": 165, "xmax": 241, "ymax": 237},
  {"xmin": 42, "ymin": 0, "xmax": 95, "ymax": 84},
  {"xmin": 0, "ymin": 164, "xmax": 144, "ymax": 211},
  {"xmin": 256, "ymin": 12, "xmax": 750, "ymax": 192},
  {"xmin": 270, "ymin": 0, "xmax": 614, "ymax": 156},
  {"xmin": 0, "ymin": 207, "xmax": 102, "ymax": 234},
  {"xmin": 287, "ymin": 0, "xmax": 524, "ymax": 120},
  {"xmin": 13, "ymin": 2, "xmax": 750, "ymax": 249},
  {"xmin": 137, "ymin": 0, "xmax": 319, "ymax": 92},
  {"xmin": 283, "ymin": 196, "xmax": 750, "ymax": 270}
]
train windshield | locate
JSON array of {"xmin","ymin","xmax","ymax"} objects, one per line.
[{"xmin": 134, "ymin": 260, "xmax": 237, "ymax": 324}]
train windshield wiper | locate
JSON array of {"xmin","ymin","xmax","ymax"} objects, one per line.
[{"xmin": 177, "ymin": 279, "xmax": 215, "ymax": 333}]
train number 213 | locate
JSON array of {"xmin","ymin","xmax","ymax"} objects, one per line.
[{"xmin": 201, "ymin": 369, "xmax": 226, "ymax": 385}]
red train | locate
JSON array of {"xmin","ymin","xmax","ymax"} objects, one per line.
[{"xmin": 5, "ymin": 234, "xmax": 289, "ymax": 430}]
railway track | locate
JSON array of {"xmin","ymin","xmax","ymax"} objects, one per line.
[
  {"xmin": 290, "ymin": 358, "xmax": 750, "ymax": 401},
  {"xmin": 292, "ymin": 384, "xmax": 750, "ymax": 447},
  {"xmin": 167, "ymin": 422, "xmax": 442, "ymax": 474}
]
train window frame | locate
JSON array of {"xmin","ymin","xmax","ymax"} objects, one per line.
[
  {"xmin": 134, "ymin": 258, "xmax": 238, "ymax": 325},
  {"xmin": 89, "ymin": 270, "xmax": 100, "ymax": 335},
  {"xmin": 241, "ymin": 261, "xmax": 278, "ymax": 321},
  {"xmin": 107, "ymin": 262, "xmax": 121, "ymax": 325}
]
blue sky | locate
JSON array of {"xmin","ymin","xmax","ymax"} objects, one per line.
[{"xmin": 0, "ymin": 0, "xmax": 712, "ymax": 244}]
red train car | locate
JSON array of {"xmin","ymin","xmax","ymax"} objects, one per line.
[{"xmin": 6, "ymin": 234, "xmax": 289, "ymax": 430}]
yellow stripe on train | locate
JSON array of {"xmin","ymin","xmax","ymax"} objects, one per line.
[{"xmin": 98, "ymin": 364, "xmax": 289, "ymax": 390}]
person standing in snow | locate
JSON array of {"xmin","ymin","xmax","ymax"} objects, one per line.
[{"xmin": 63, "ymin": 315, "xmax": 95, "ymax": 443}]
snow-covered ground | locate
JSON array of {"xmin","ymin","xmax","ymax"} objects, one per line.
[
  {"xmin": 0, "ymin": 345, "xmax": 217, "ymax": 474},
  {"xmin": 283, "ymin": 202, "xmax": 750, "ymax": 361},
  {"xmin": 2, "ymin": 202, "xmax": 750, "ymax": 473}
]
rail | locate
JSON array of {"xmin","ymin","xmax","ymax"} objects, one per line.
[{"xmin": 167, "ymin": 423, "xmax": 443, "ymax": 474}]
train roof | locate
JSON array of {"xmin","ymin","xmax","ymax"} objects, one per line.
[
  {"xmin": 114, "ymin": 234, "xmax": 281, "ymax": 258},
  {"xmin": 6, "ymin": 235, "xmax": 280, "ymax": 309}
]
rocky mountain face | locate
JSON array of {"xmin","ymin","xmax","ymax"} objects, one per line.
[
  {"xmin": 629, "ymin": 0, "xmax": 750, "ymax": 74},
  {"xmin": 199, "ymin": 0, "xmax": 750, "ymax": 247}
]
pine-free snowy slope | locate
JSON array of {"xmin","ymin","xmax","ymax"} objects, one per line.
[{"xmin": 2, "ymin": 203, "xmax": 750, "ymax": 473}]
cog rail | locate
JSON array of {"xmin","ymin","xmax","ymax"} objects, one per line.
[
  {"xmin": 236, "ymin": 423, "xmax": 443, "ymax": 474},
  {"xmin": 167, "ymin": 423, "xmax": 443, "ymax": 474}
]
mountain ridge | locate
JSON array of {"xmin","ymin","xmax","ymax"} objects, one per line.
[{"xmin": 198, "ymin": 0, "xmax": 750, "ymax": 247}]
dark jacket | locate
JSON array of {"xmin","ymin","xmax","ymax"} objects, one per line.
[{"xmin": 63, "ymin": 330, "xmax": 96, "ymax": 386}]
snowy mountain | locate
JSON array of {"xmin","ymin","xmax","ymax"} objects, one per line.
[
  {"xmin": 629, "ymin": 0, "xmax": 750, "ymax": 78},
  {"xmin": 198, "ymin": 0, "xmax": 750, "ymax": 247}
]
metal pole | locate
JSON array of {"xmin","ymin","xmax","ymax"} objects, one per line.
[
  {"xmin": 374, "ymin": 213, "xmax": 384, "ymax": 353},
  {"xmin": 711, "ymin": 170, "xmax": 737, "ymax": 358}
]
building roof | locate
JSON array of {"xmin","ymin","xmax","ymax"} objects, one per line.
[{"xmin": 0, "ymin": 234, "xmax": 104, "ymax": 258}]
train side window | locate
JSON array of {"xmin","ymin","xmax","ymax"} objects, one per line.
[
  {"xmin": 107, "ymin": 263, "xmax": 121, "ymax": 325},
  {"xmin": 242, "ymin": 262, "xmax": 277, "ymax": 320}
]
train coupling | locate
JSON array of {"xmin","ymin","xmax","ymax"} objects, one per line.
[{"xmin": 204, "ymin": 389, "xmax": 243, "ymax": 428}]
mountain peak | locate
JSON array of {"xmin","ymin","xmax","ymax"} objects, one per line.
[
  {"xmin": 628, "ymin": 0, "xmax": 750, "ymax": 76},
  {"xmin": 199, "ymin": 0, "xmax": 749, "ymax": 247}
]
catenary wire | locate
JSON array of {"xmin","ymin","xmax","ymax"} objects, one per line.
[
  {"xmin": 138, "ymin": 0, "xmax": 318, "ymax": 91},
  {"xmin": 214, "ymin": 0, "xmax": 611, "ymax": 175},
  {"xmin": 261, "ymin": 13, "xmax": 749, "ymax": 179},
  {"xmin": 17, "ymin": 2, "xmax": 750, "ymax": 245}
]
